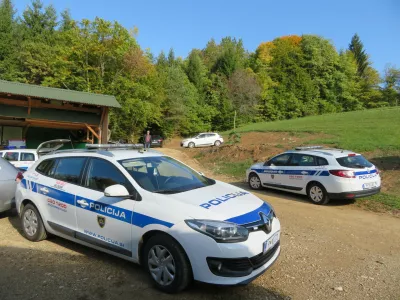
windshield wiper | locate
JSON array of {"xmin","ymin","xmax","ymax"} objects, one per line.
[{"xmin": 154, "ymin": 189, "xmax": 178, "ymax": 194}]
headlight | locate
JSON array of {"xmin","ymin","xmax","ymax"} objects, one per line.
[{"xmin": 185, "ymin": 220, "xmax": 249, "ymax": 243}]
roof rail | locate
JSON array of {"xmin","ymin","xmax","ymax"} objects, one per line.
[
  {"xmin": 45, "ymin": 149, "xmax": 114, "ymax": 157},
  {"xmin": 85, "ymin": 144, "xmax": 144, "ymax": 151},
  {"xmin": 294, "ymin": 146, "xmax": 324, "ymax": 150}
]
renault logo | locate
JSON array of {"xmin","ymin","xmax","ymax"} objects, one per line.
[
  {"xmin": 97, "ymin": 215, "xmax": 106, "ymax": 228},
  {"xmin": 260, "ymin": 212, "xmax": 273, "ymax": 234}
]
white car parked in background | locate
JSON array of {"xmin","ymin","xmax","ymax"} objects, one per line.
[
  {"xmin": 0, "ymin": 139, "xmax": 70, "ymax": 171},
  {"xmin": 246, "ymin": 146, "xmax": 381, "ymax": 205},
  {"xmin": 181, "ymin": 133, "xmax": 223, "ymax": 148},
  {"xmin": 15, "ymin": 144, "xmax": 280, "ymax": 293}
]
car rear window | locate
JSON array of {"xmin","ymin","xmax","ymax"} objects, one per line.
[{"xmin": 336, "ymin": 155, "xmax": 373, "ymax": 169}]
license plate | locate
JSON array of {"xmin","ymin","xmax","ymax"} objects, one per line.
[
  {"xmin": 263, "ymin": 231, "xmax": 280, "ymax": 254},
  {"xmin": 362, "ymin": 182, "xmax": 379, "ymax": 190}
]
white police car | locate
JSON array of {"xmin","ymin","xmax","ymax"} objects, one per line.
[
  {"xmin": 246, "ymin": 146, "xmax": 381, "ymax": 205},
  {"xmin": 0, "ymin": 139, "xmax": 70, "ymax": 171},
  {"xmin": 15, "ymin": 144, "xmax": 280, "ymax": 293}
]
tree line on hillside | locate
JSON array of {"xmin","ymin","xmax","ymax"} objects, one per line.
[{"xmin": 0, "ymin": 0, "xmax": 399, "ymax": 141}]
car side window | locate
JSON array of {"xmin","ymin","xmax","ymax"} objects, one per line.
[
  {"xmin": 4, "ymin": 152, "xmax": 19, "ymax": 161},
  {"xmin": 21, "ymin": 153, "xmax": 35, "ymax": 161},
  {"xmin": 289, "ymin": 154, "xmax": 317, "ymax": 167},
  {"xmin": 85, "ymin": 158, "xmax": 132, "ymax": 193},
  {"xmin": 52, "ymin": 157, "xmax": 87, "ymax": 184},
  {"xmin": 36, "ymin": 159, "xmax": 55, "ymax": 175},
  {"xmin": 266, "ymin": 154, "xmax": 291, "ymax": 166},
  {"xmin": 317, "ymin": 157, "xmax": 329, "ymax": 166},
  {"xmin": 198, "ymin": 134, "xmax": 206, "ymax": 139}
]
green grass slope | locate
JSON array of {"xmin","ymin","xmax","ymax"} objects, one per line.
[{"xmin": 228, "ymin": 107, "xmax": 400, "ymax": 152}]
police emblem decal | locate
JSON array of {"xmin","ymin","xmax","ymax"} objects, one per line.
[{"xmin": 97, "ymin": 215, "xmax": 106, "ymax": 228}]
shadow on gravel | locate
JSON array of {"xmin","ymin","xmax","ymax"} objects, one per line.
[
  {"xmin": 2, "ymin": 214, "xmax": 290, "ymax": 300},
  {"xmin": 229, "ymin": 181, "xmax": 355, "ymax": 207}
]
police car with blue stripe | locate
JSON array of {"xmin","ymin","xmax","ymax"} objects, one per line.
[
  {"xmin": 246, "ymin": 146, "xmax": 381, "ymax": 205},
  {"xmin": 15, "ymin": 144, "xmax": 281, "ymax": 293}
]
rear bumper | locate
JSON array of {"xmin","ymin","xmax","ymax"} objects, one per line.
[{"xmin": 328, "ymin": 187, "xmax": 381, "ymax": 200}]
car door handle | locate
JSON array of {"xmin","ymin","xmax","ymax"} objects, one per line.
[
  {"xmin": 39, "ymin": 187, "xmax": 49, "ymax": 194},
  {"xmin": 77, "ymin": 200, "xmax": 89, "ymax": 208}
]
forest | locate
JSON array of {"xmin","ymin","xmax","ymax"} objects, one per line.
[{"xmin": 0, "ymin": 0, "xmax": 399, "ymax": 141}]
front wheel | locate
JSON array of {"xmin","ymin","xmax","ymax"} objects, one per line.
[
  {"xmin": 21, "ymin": 204, "xmax": 47, "ymax": 241},
  {"xmin": 144, "ymin": 234, "xmax": 192, "ymax": 293},
  {"xmin": 188, "ymin": 142, "xmax": 195, "ymax": 148},
  {"xmin": 249, "ymin": 173, "xmax": 263, "ymax": 190},
  {"xmin": 307, "ymin": 183, "xmax": 330, "ymax": 205},
  {"xmin": 214, "ymin": 140, "xmax": 221, "ymax": 147}
]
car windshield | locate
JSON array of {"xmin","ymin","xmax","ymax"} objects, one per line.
[
  {"xmin": 336, "ymin": 155, "xmax": 373, "ymax": 169},
  {"xmin": 119, "ymin": 156, "xmax": 215, "ymax": 194}
]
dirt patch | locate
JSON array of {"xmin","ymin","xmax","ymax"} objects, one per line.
[{"xmin": 186, "ymin": 131, "xmax": 332, "ymax": 164}]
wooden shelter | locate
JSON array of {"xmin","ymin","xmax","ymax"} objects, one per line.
[{"xmin": 0, "ymin": 80, "xmax": 120, "ymax": 147}]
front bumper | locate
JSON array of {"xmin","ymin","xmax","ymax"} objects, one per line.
[
  {"xmin": 328, "ymin": 187, "xmax": 381, "ymax": 200},
  {"xmin": 174, "ymin": 217, "xmax": 281, "ymax": 285}
]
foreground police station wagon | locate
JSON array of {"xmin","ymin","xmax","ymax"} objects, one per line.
[{"xmin": 15, "ymin": 144, "xmax": 280, "ymax": 293}]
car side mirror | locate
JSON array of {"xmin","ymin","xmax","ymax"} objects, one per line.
[{"xmin": 104, "ymin": 184, "xmax": 134, "ymax": 199}]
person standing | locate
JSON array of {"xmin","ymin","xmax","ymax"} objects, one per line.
[{"xmin": 144, "ymin": 130, "xmax": 152, "ymax": 149}]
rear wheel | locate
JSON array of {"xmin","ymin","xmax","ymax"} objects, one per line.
[
  {"xmin": 188, "ymin": 142, "xmax": 195, "ymax": 148},
  {"xmin": 307, "ymin": 183, "xmax": 329, "ymax": 205},
  {"xmin": 21, "ymin": 204, "xmax": 47, "ymax": 241},
  {"xmin": 249, "ymin": 173, "xmax": 262, "ymax": 190},
  {"xmin": 214, "ymin": 140, "xmax": 221, "ymax": 147},
  {"xmin": 143, "ymin": 234, "xmax": 192, "ymax": 293}
]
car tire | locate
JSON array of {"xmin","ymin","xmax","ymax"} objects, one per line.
[
  {"xmin": 143, "ymin": 234, "xmax": 192, "ymax": 293},
  {"xmin": 21, "ymin": 203, "xmax": 47, "ymax": 242},
  {"xmin": 214, "ymin": 140, "xmax": 221, "ymax": 147},
  {"xmin": 248, "ymin": 173, "xmax": 263, "ymax": 190},
  {"xmin": 307, "ymin": 182, "xmax": 330, "ymax": 205},
  {"xmin": 188, "ymin": 142, "xmax": 195, "ymax": 148}
]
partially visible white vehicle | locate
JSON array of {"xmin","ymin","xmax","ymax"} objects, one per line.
[
  {"xmin": 246, "ymin": 146, "xmax": 381, "ymax": 205},
  {"xmin": 181, "ymin": 133, "xmax": 223, "ymax": 148},
  {"xmin": 0, "ymin": 139, "xmax": 70, "ymax": 170},
  {"xmin": 0, "ymin": 157, "xmax": 21, "ymax": 213}
]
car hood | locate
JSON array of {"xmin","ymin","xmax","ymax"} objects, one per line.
[{"xmin": 155, "ymin": 180, "xmax": 271, "ymax": 225}]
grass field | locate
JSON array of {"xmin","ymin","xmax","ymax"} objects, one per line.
[{"xmin": 225, "ymin": 107, "xmax": 400, "ymax": 152}]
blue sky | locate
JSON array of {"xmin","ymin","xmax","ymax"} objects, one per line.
[{"xmin": 15, "ymin": 0, "xmax": 400, "ymax": 74}]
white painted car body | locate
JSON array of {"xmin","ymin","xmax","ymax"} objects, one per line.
[
  {"xmin": 246, "ymin": 147, "xmax": 381, "ymax": 201},
  {"xmin": 15, "ymin": 148, "xmax": 280, "ymax": 286},
  {"xmin": 181, "ymin": 133, "xmax": 224, "ymax": 148}
]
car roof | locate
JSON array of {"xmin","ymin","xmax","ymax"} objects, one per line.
[
  {"xmin": 41, "ymin": 149, "xmax": 164, "ymax": 161},
  {"xmin": 0, "ymin": 149, "xmax": 36, "ymax": 153},
  {"xmin": 285, "ymin": 148, "xmax": 359, "ymax": 158}
]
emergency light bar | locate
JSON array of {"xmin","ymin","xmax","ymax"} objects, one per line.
[
  {"xmin": 294, "ymin": 146, "xmax": 324, "ymax": 150},
  {"xmin": 85, "ymin": 144, "xmax": 145, "ymax": 150}
]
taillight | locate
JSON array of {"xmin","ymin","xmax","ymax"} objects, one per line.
[
  {"xmin": 348, "ymin": 153, "xmax": 356, "ymax": 157},
  {"xmin": 329, "ymin": 170, "xmax": 355, "ymax": 178},
  {"xmin": 16, "ymin": 172, "xmax": 24, "ymax": 183}
]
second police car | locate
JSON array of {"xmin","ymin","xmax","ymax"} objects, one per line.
[
  {"xmin": 15, "ymin": 144, "xmax": 280, "ymax": 293},
  {"xmin": 246, "ymin": 146, "xmax": 381, "ymax": 205}
]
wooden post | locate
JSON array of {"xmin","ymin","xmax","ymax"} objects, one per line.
[{"xmin": 101, "ymin": 107, "xmax": 109, "ymax": 144}]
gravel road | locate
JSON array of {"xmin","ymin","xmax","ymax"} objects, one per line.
[{"xmin": 0, "ymin": 148, "xmax": 399, "ymax": 300}]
